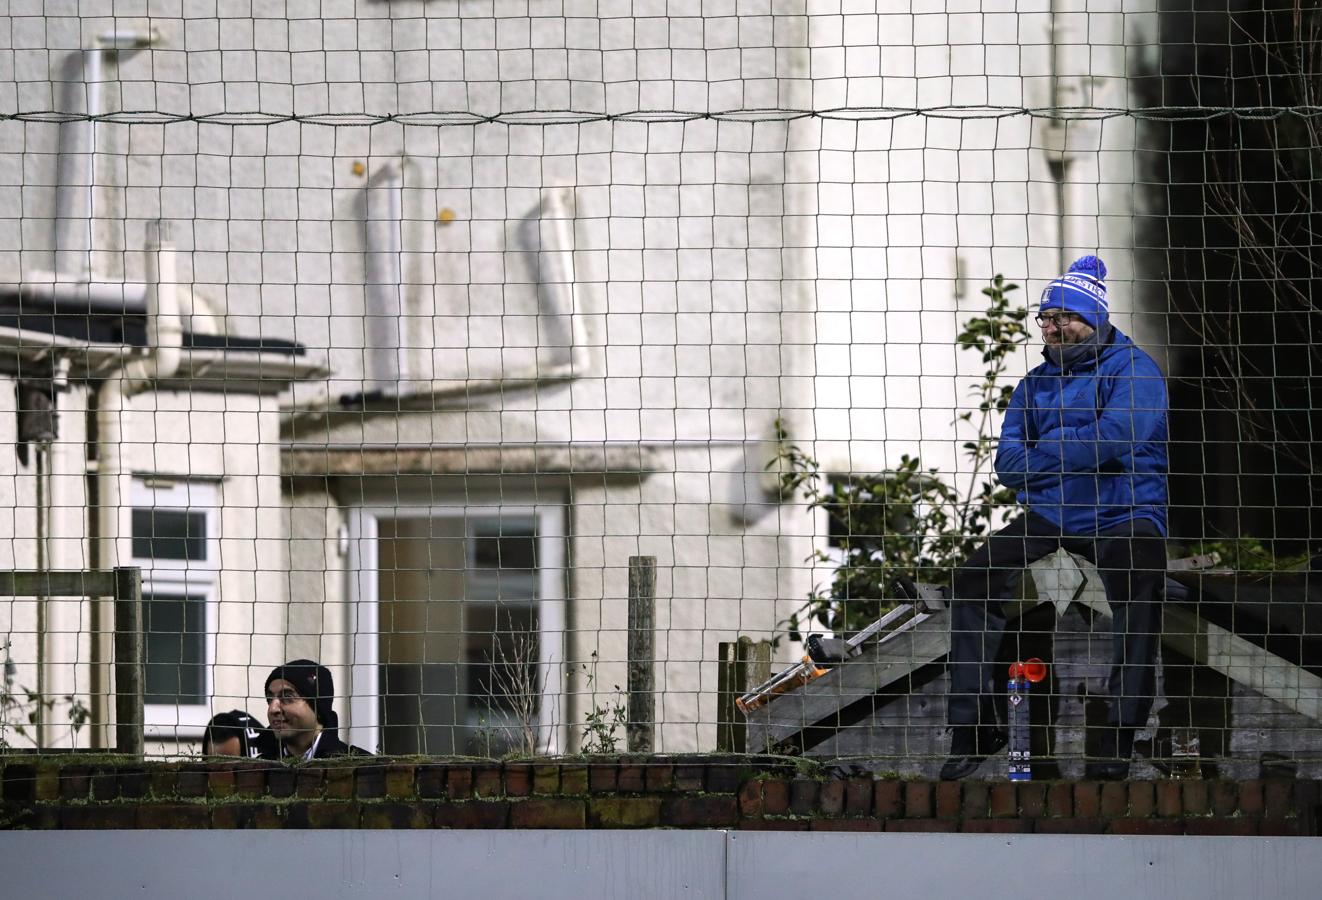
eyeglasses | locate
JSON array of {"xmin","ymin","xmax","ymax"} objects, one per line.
[{"xmin": 1035, "ymin": 311, "xmax": 1081, "ymax": 328}]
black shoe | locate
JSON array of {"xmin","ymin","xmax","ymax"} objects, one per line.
[
  {"xmin": 1085, "ymin": 726, "xmax": 1135, "ymax": 781},
  {"xmin": 940, "ymin": 726, "xmax": 1008, "ymax": 780}
]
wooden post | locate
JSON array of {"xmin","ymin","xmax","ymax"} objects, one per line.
[
  {"xmin": 112, "ymin": 566, "xmax": 144, "ymax": 757},
  {"xmin": 717, "ymin": 636, "xmax": 772, "ymax": 752},
  {"xmin": 627, "ymin": 555, "xmax": 656, "ymax": 753}
]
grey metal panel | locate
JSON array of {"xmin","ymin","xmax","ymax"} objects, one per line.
[
  {"xmin": 0, "ymin": 831, "xmax": 727, "ymax": 900},
  {"xmin": 5, "ymin": 831, "xmax": 1320, "ymax": 900},
  {"xmin": 726, "ymin": 833, "xmax": 1322, "ymax": 900}
]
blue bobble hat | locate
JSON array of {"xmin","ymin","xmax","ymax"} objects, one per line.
[{"xmin": 1039, "ymin": 255, "xmax": 1109, "ymax": 329}]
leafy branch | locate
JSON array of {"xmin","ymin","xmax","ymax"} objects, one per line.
[{"xmin": 774, "ymin": 275, "xmax": 1029, "ymax": 636}]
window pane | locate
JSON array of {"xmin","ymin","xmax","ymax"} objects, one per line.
[
  {"xmin": 144, "ymin": 592, "xmax": 205, "ymax": 705},
  {"xmin": 468, "ymin": 517, "xmax": 537, "ymax": 601},
  {"xmin": 132, "ymin": 509, "xmax": 207, "ymax": 561}
]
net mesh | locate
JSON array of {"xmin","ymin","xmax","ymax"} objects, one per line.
[{"xmin": 0, "ymin": 1, "xmax": 1317, "ymax": 780}]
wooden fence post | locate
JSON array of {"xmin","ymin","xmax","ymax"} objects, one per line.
[{"xmin": 627, "ymin": 555, "xmax": 656, "ymax": 753}]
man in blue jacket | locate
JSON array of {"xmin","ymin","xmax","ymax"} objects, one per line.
[{"xmin": 940, "ymin": 256, "xmax": 1168, "ymax": 781}]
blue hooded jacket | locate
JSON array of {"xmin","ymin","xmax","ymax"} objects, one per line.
[{"xmin": 994, "ymin": 328, "xmax": 1168, "ymax": 535}]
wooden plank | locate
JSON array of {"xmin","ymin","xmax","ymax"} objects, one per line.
[
  {"xmin": 746, "ymin": 611, "xmax": 951, "ymax": 749},
  {"xmin": 0, "ymin": 569, "xmax": 121, "ymax": 597},
  {"xmin": 1159, "ymin": 604, "xmax": 1322, "ymax": 723}
]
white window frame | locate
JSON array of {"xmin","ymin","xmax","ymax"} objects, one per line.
[
  {"xmin": 130, "ymin": 478, "xmax": 219, "ymax": 739},
  {"xmin": 346, "ymin": 499, "xmax": 567, "ymax": 755}
]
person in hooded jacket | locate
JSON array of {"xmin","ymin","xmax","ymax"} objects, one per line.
[
  {"xmin": 260, "ymin": 659, "xmax": 372, "ymax": 760},
  {"xmin": 202, "ymin": 709, "xmax": 275, "ymax": 758},
  {"xmin": 940, "ymin": 255, "xmax": 1168, "ymax": 781}
]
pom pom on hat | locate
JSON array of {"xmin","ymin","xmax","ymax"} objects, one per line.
[{"xmin": 1040, "ymin": 255, "xmax": 1109, "ymax": 329}]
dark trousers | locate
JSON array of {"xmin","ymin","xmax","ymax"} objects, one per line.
[{"xmin": 947, "ymin": 513, "xmax": 1166, "ymax": 729}]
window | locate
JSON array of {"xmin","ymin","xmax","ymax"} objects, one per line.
[{"xmin": 131, "ymin": 479, "xmax": 218, "ymax": 736}]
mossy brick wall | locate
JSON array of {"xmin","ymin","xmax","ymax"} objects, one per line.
[{"xmin": 1, "ymin": 756, "xmax": 1317, "ymax": 835}]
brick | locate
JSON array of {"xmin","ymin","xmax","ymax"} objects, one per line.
[
  {"xmin": 1099, "ymin": 782, "xmax": 1128, "ymax": 818},
  {"xmin": 961, "ymin": 781, "xmax": 989, "ymax": 819},
  {"xmin": 845, "ymin": 778, "xmax": 873, "ymax": 816},
  {"xmin": 266, "ymin": 766, "xmax": 296, "ymax": 799},
  {"xmin": 589, "ymin": 796, "xmax": 662, "ymax": 828},
  {"xmin": 738, "ymin": 817, "xmax": 809, "ymax": 831},
  {"xmin": 1034, "ymin": 817, "xmax": 1106, "ymax": 834},
  {"xmin": 1258, "ymin": 819, "xmax": 1304, "ymax": 837},
  {"xmin": 1046, "ymin": 782, "xmax": 1072, "ymax": 818},
  {"xmin": 588, "ymin": 762, "xmax": 617, "ymax": 793},
  {"xmin": 281, "ymin": 803, "xmax": 311, "ymax": 829},
  {"xmin": 34, "ymin": 763, "xmax": 61, "ymax": 801},
  {"xmin": 356, "ymin": 766, "xmax": 386, "ymax": 799},
  {"xmin": 738, "ymin": 779, "xmax": 763, "ymax": 818},
  {"xmin": 873, "ymin": 780, "xmax": 901, "ymax": 818},
  {"xmin": 1155, "ymin": 781, "xmax": 1181, "ymax": 817},
  {"xmin": 435, "ymin": 800, "xmax": 511, "ymax": 829},
  {"xmin": 1239, "ymin": 780, "xmax": 1265, "ymax": 816},
  {"xmin": 819, "ymin": 780, "xmax": 846, "ymax": 817},
  {"xmin": 932, "ymin": 781, "xmax": 960, "ymax": 819},
  {"xmin": 644, "ymin": 764, "xmax": 674, "ymax": 792},
  {"xmin": 662, "ymin": 795, "xmax": 740, "ymax": 828},
  {"xmin": 2, "ymin": 765, "xmax": 36, "ymax": 803},
  {"xmin": 59, "ymin": 766, "xmax": 91, "ymax": 800},
  {"xmin": 1109, "ymin": 818, "xmax": 1184, "ymax": 836},
  {"xmin": 118, "ymin": 769, "xmax": 150, "ymax": 799},
  {"xmin": 61, "ymin": 805, "xmax": 137, "ymax": 829},
  {"xmin": 1210, "ymin": 780, "xmax": 1238, "ymax": 817},
  {"xmin": 306, "ymin": 802, "xmax": 361, "ymax": 828},
  {"xmin": 1074, "ymin": 782, "xmax": 1100, "ymax": 818},
  {"xmin": 904, "ymin": 782, "xmax": 932, "ymax": 818},
  {"xmin": 616, "ymin": 764, "xmax": 645, "ymax": 793},
  {"xmin": 962, "ymin": 818, "xmax": 1035, "ymax": 833},
  {"xmin": 706, "ymin": 764, "xmax": 741, "ymax": 794},
  {"xmin": 91, "ymin": 769, "xmax": 122, "ymax": 802},
  {"xmin": 474, "ymin": 765, "xmax": 504, "ymax": 798},
  {"xmin": 363, "ymin": 802, "xmax": 433, "ymax": 829},
  {"xmin": 209, "ymin": 766, "xmax": 239, "ymax": 799},
  {"xmin": 1128, "ymin": 781, "xmax": 1155, "ymax": 818},
  {"xmin": 135, "ymin": 803, "xmax": 212, "ymax": 829},
  {"xmin": 532, "ymin": 764, "xmax": 560, "ymax": 795},
  {"xmin": 559, "ymin": 765, "xmax": 588, "ymax": 796},
  {"xmin": 990, "ymin": 782, "xmax": 1017, "ymax": 818},
  {"xmin": 674, "ymin": 765, "xmax": 705, "ymax": 792},
  {"xmin": 149, "ymin": 767, "xmax": 178, "ymax": 799},
  {"xmin": 510, "ymin": 798, "xmax": 585, "ymax": 829},
  {"xmin": 324, "ymin": 766, "xmax": 354, "ymax": 800},
  {"xmin": 809, "ymin": 818, "xmax": 883, "ymax": 832},
  {"xmin": 885, "ymin": 818, "xmax": 958, "ymax": 833},
  {"xmin": 446, "ymin": 767, "xmax": 473, "ymax": 800},
  {"xmin": 1018, "ymin": 783, "xmax": 1046, "ymax": 818},
  {"xmin": 1180, "ymin": 780, "xmax": 1209, "ymax": 816},
  {"xmin": 385, "ymin": 764, "xmax": 416, "ymax": 799},
  {"xmin": 504, "ymin": 764, "xmax": 532, "ymax": 797},
  {"xmin": 234, "ymin": 767, "xmax": 268, "ymax": 798},
  {"xmin": 789, "ymin": 779, "xmax": 818, "ymax": 816},
  {"xmin": 416, "ymin": 765, "xmax": 446, "ymax": 799},
  {"xmin": 1184, "ymin": 818, "xmax": 1259, "ymax": 836},
  {"xmin": 1264, "ymin": 779, "xmax": 1293, "ymax": 819},
  {"xmin": 295, "ymin": 767, "xmax": 325, "ymax": 799},
  {"xmin": 762, "ymin": 779, "xmax": 790, "ymax": 816}
]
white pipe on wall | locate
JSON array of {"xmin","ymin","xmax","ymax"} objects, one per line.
[{"xmin": 91, "ymin": 223, "xmax": 180, "ymax": 743}]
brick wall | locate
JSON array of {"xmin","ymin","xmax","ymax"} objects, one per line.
[{"xmin": 1, "ymin": 756, "xmax": 1316, "ymax": 835}]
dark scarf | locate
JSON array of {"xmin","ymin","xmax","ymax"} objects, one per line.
[{"xmin": 1044, "ymin": 320, "xmax": 1113, "ymax": 370}]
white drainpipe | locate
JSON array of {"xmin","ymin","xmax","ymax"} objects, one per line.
[
  {"xmin": 91, "ymin": 223, "xmax": 181, "ymax": 741},
  {"xmin": 54, "ymin": 31, "xmax": 157, "ymax": 279}
]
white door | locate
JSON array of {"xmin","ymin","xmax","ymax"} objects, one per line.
[{"xmin": 346, "ymin": 500, "xmax": 566, "ymax": 755}]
